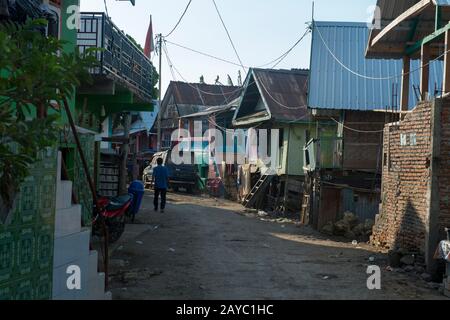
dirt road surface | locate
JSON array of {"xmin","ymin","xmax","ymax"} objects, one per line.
[{"xmin": 107, "ymin": 192, "xmax": 446, "ymax": 300}]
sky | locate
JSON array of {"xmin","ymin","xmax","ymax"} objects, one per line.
[{"xmin": 80, "ymin": 0, "xmax": 376, "ymax": 96}]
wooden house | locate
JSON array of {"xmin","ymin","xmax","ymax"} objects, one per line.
[{"xmin": 232, "ymin": 68, "xmax": 309, "ymax": 214}]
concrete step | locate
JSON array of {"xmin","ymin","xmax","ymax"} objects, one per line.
[
  {"xmin": 88, "ymin": 250, "xmax": 99, "ymax": 280},
  {"xmin": 87, "ymin": 272, "xmax": 106, "ymax": 300},
  {"xmin": 53, "ymin": 228, "xmax": 91, "ymax": 268},
  {"xmin": 56, "ymin": 180, "xmax": 73, "ymax": 210},
  {"xmin": 55, "ymin": 205, "xmax": 82, "ymax": 238},
  {"xmin": 52, "ymin": 254, "xmax": 89, "ymax": 300},
  {"xmin": 57, "ymin": 151, "xmax": 62, "ymax": 182}
]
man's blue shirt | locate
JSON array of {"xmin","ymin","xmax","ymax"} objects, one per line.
[{"xmin": 153, "ymin": 165, "xmax": 169, "ymax": 189}]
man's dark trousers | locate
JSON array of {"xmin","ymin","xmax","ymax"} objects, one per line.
[{"xmin": 154, "ymin": 188, "xmax": 167, "ymax": 210}]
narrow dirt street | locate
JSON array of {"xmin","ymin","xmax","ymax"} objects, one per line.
[{"xmin": 107, "ymin": 191, "xmax": 445, "ymax": 300}]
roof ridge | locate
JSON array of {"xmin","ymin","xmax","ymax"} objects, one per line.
[{"xmin": 170, "ymin": 80, "xmax": 240, "ymax": 89}]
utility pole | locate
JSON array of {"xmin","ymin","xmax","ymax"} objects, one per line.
[
  {"xmin": 157, "ymin": 33, "xmax": 163, "ymax": 151},
  {"xmin": 120, "ymin": 113, "xmax": 131, "ymax": 194}
]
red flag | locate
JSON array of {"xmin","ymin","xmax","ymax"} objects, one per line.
[{"xmin": 144, "ymin": 15, "xmax": 155, "ymax": 59}]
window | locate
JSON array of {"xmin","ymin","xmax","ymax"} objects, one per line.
[
  {"xmin": 305, "ymin": 149, "xmax": 310, "ymax": 167},
  {"xmin": 410, "ymin": 133, "xmax": 417, "ymax": 146},
  {"xmin": 400, "ymin": 134, "xmax": 407, "ymax": 146},
  {"xmin": 278, "ymin": 129, "xmax": 284, "ymax": 168}
]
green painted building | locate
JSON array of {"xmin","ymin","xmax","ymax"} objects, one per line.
[
  {"xmin": 233, "ymin": 68, "xmax": 312, "ymax": 213},
  {"xmin": 0, "ymin": 0, "xmax": 154, "ymax": 300}
]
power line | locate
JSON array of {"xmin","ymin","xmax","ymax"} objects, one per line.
[
  {"xmin": 162, "ymin": 42, "xmax": 177, "ymax": 81},
  {"xmin": 313, "ymin": 20, "xmax": 449, "ymax": 81},
  {"xmin": 271, "ymin": 29, "xmax": 311, "ymax": 69},
  {"xmin": 211, "ymin": 0, "xmax": 246, "ymax": 73},
  {"xmin": 257, "ymin": 28, "xmax": 311, "ymax": 69},
  {"xmin": 103, "ymin": 0, "xmax": 109, "ymax": 17},
  {"xmin": 165, "ymin": 0, "xmax": 193, "ymax": 38},
  {"xmin": 329, "ymin": 117, "xmax": 385, "ymax": 133},
  {"xmin": 166, "ymin": 27, "xmax": 310, "ymax": 71},
  {"xmin": 165, "ymin": 40, "xmax": 248, "ymax": 69},
  {"xmin": 164, "ymin": 42, "xmax": 244, "ymax": 99}
]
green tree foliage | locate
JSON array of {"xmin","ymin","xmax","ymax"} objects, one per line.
[{"xmin": 0, "ymin": 19, "xmax": 98, "ymax": 221}]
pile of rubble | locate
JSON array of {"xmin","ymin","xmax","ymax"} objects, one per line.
[{"xmin": 321, "ymin": 212, "xmax": 374, "ymax": 242}]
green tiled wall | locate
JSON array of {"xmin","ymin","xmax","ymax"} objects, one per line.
[
  {"xmin": 60, "ymin": 131, "xmax": 96, "ymax": 227},
  {"xmin": 0, "ymin": 148, "xmax": 57, "ymax": 300},
  {"xmin": 74, "ymin": 134, "xmax": 95, "ymax": 226}
]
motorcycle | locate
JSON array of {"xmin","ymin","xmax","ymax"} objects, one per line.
[{"xmin": 93, "ymin": 194, "xmax": 134, "ymax": 244}]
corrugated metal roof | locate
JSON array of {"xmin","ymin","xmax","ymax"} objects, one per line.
[
  {"xmin": 254, "ymin": 68, "xmax": 309, "ymax": 122},
  {"xmin": 234, "ymin": 68, "xmax": 309, "ymax": 124},
  {"xmin": 309, "ymin": 21, "xmax": 443, "ymax": 111},
  {"xmin": 169, "ymin": 81, "xmax": 242, "ymax": 107}
]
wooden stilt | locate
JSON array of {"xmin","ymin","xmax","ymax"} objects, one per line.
[
  {"xmin": 420, "ymin": 44, "xmax": 430, "ymax": 101},
  {"xmin": 444, "ymin": 30, "xmax": 450, "ymax": 94},
  {"xmin": 400, "ymin": 56, "xmax": 410, "ymax": 118}
]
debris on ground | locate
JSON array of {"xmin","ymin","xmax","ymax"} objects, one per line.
[
  {"xmin": 114, "ymin": 268, "xmax": 163, "ymax": 283},
  {"xmin": 320, "ymin": 212, "xmax": 374, "ymax": 242},
  {"xmin": 400, "ymin": 254, "xmax": 415, "ymax": 266},
  {"xmin": 136, "ymin": 241, "xmax": 144, "ymax": 245},
  {"xmin": 421, "ymin": 273, "xmax": 433, "ymax": 282},
  {"xmin": 109, "ymin": 259, "xmax": 129, "ymax": 268},
  {"xmin": 168, "ymin": 248, "xmax": 176, "ymax": 252}
]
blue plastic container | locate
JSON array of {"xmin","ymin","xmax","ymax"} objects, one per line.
[{"xmin": 128, "ymin": 180, "xmax": 145, "ymax": 216}]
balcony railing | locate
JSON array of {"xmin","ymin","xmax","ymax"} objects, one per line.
[{"xmin": 77, "ymin": 13, "xmax": 153, "ymax": 102}]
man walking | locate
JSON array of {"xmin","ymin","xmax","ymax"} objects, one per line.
[{"xmin": 152, "ymin": 157, "xmax": 169, "ymax": 213}]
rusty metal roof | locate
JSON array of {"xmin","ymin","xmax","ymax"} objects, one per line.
[
  {"xmin": 169, "ymin": 81, "xmax": 242, "ymax": 107},
  {"xmin": 234, "ymin": 68, "xmax": 309, "ymax": 125}
]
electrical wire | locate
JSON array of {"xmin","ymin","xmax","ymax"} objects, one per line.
[
  {"xmin": 329, "ymin": 117, "xmax": 384, "ymax": 133},
  {"xmin": 164, "ymin": 0, "xmax": 193, "ymax": 38},
  {"xmin": 313, "ymin": 20, "xmax": 450, "ymax": 81},
  {"xmin": 166, "ymin": 25, "xmax": 310, "ymax": 70},
  {"xmin": 164, "ymin": 41, "xmax": 250, "ymax": 122},
  {"xmin": 162, "ymin": 41, "xmax": 178, "ymax": 81},
  {"xmin": 164, "ymin": 41, "xmax": 245, "ymax": 98},
  {"xmin": 211, "ymin": 0, "xmax": 246, "ymax": 73},
  {"xmin": 263, "ymin": 28, "xmax": 311, "ymax": 69},
  {"xmin": 103, "ymin": 0, "xmax": 109, "ymax": 17},
  {"xmin": 165, "ymin": 40, "xmax": 249, "ymax": 69}
]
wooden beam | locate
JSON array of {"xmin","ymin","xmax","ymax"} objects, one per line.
[
  {"xmin": 421, "ymin": 44, "xmax": 431, "ymax": 100},
  {"xmin": 401, "ymin": 56, "xmax": 411, "ymax": 113},
  {"xmin": 435, "ymin": 5, "xmax": 442, "ymax": 31},
  {"xmin": 406, "ymin": 21, "xmax": 450, "ymax": 55},
  {"xmin": 444, "ymin": 30, "xmax": 450, "ymax": 93},
  {"xmin": 371, "ymin": 0, "xmax": 432, "ymax": 48}
]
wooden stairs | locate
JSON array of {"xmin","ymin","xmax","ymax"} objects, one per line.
[{"xmin": 242, "ymin": 171, "xmax": 275, "ymax": 208}]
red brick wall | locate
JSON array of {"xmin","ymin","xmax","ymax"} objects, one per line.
[
  {"xmin": 438, "ymin": 99, "xmax": 450, "ymax": 236},
  {"xmin": 371, "ymin": 101, "xmax": 433, "ymax": 253}
]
